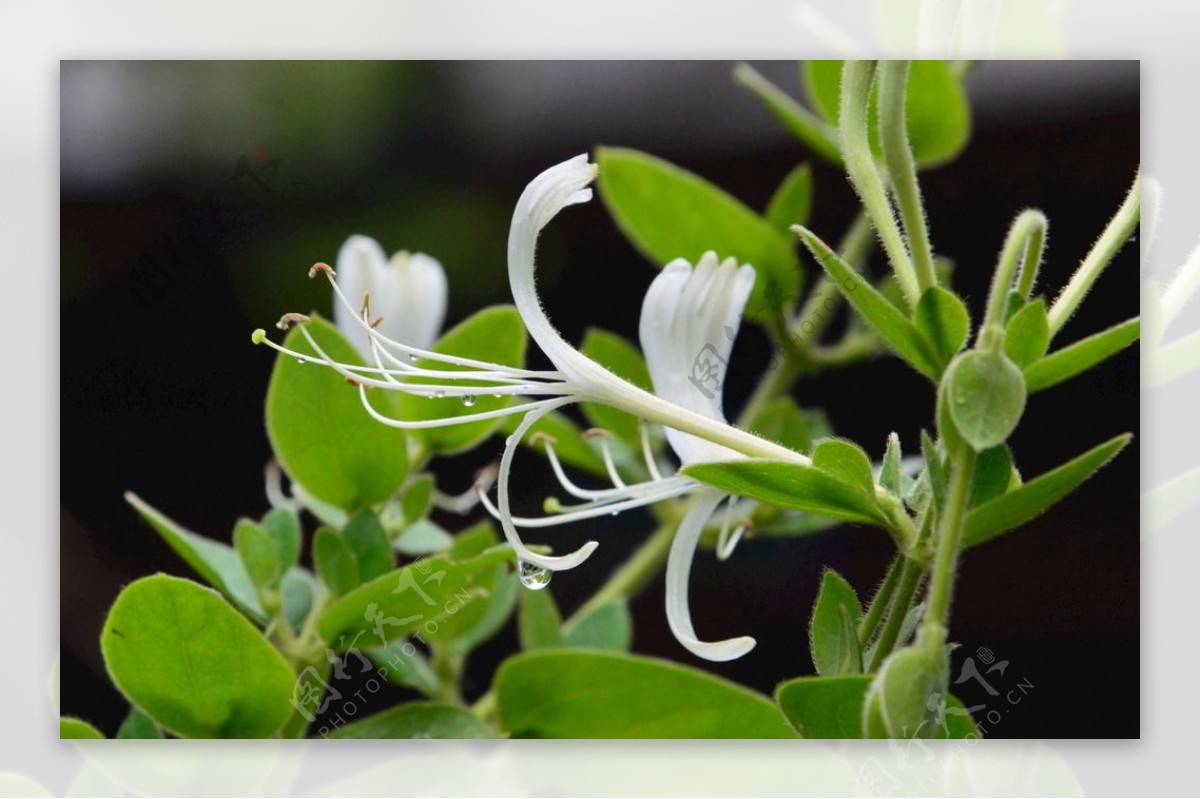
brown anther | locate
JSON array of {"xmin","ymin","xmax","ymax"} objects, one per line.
[
  {"xmin": 275, "ymin": 312, "xmax": 311, "ymax": 330},
  {"xmin": 308, "ymin": 262, "xmax": 336, "ymax": 279},
  {"xmin": 582, "ymin": 428, "xmax": 615, "ymax": 441},
  {"xmin": 473, "ymin": 462, "xmax": 500, "ymax": 490},
  {"xmin": 737, "ymin": 518, "xmax": 756, "ymax": 538},
  {"xmin": 529, "ymin": 432, "xmax": 559, "ymax": 448},
  {"xmin": 369, "ymin": 316, "xmax": 384, "ymax": 329},
  {"xmin": 359, "ymin": 291, "xmax": 372, "ymax": 317},
  {"xmin": 345, "ymin": 377, "xmax": 371, "ymax": 389}
]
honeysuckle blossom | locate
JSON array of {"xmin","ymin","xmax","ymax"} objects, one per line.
[
  {"xmin": 333, "ymin": 235, "xmax": 448, "ymax": 356},
  {"xmin": 253, "ymin": 155, "xmax": 808, "ymax": 659}
]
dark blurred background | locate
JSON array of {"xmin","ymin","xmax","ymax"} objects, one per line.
[{"xmin": 60, "ymin": 61, "xmax": 1139, "ymax": 738}]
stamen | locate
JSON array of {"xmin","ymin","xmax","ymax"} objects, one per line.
[
  {"xmin": 428, "ymin": 465, "xmax": 497, "ymax": 516},
  {"xmin": 479, "ymin": 475, "xmax": 695, "ymax": 528},
  {"xmin": 264, "ymin": 459, "xmax": 301, "ymax": 511},
  {"xmin": 276, "ymin": 312, "xmax": 311, "ymax": 330},
  {"xmin": 308, "ymin": 262, "xmax": 336, "ymax": 279},
  {"xmin": 639, "ymin": 421, "xmax": 664, "ymax": 482},
  {"xmin": 583, "ymin": 428, "xmax": 626, "ymax": 488},
  {"xmin": 359, "ymin": 291, "xmax": 372, "ymax": 318}
]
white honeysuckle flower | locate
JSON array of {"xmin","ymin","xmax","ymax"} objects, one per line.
[
  {"xmin": 333, "ymin": 235, "xmax": 448, "ymax": 356},
  {"xmin": 254, "ymin": 154, "xmax": 808, "ymax": 583}
]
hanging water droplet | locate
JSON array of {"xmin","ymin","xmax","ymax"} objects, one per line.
[
  {"xmin": 518, "ymin": 560, "xmax": 552, "ymax": 590},
  {"xmin": 295, "ymin": 357, "xmax": 307, "ymax": 365},
  {"xmin": 461, "ymin": 394, "xmax": 477, "ymax": 407},
  {"xmin": 492, "ymin": 392, "xmax": 503, "ymax": 399},
  {"xmin": 434, "ymin": 390, "xmax": 446, "ymax": 399},
  {"xmin": 408, "ymin": 354, "xmax": 418, "ymax": 363}
]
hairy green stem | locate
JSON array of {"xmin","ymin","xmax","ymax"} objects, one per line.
[
  {"xmin": 983, "ymin": 209, "xmax": 1049, "ymax": 342},
  {"xmin": 1048, "ymin": 172, "xmax": 1141, "ymax": 338},
  {"xmin": 859, "ymin": 555, "xmax": 903, "ymax": 649},
  {"xmin": 924, "ymin": 444, "xmax": 977, "ymax": 633},
  {"xmin": 1012, "ymin": 210, "xmax": 1049, "ymax": 300},
  {"xmin": 867, "ymin": 556, "xmax": 925, "ymax": 671},
  {"xmin": 878, "ymin": 60, "xmax": 937, "ymax": 294},
  {"xmin": 840, "ymin": 60, "xmax": 919, "ymax": 306}
]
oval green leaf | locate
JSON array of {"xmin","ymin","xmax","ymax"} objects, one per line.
[
  {"xmin": 497, "ymin": 651, "xmax": 797, "ymax": 738},
  {"xmin": 266, "ymin": 316, "xmax": 408, "ymax": 511},
  {"xmin": 328, "ymin": 702, "xmax": 496, "ymax": 739},
  {"xmin": 944, "ymin": 350, "xmax": 1027, "ymax": 451},
  {"xmin": 100, "ymin": 575, "xmax": 296, "ymax": 738},
  {"xmin": 810, "ymin": 569, "xmax": 863, "ymax": 676}
]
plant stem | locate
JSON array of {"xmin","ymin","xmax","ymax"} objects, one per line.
[
  {"xmin": 867, "ymin": 555, "xmax": 925, "ymax": 671},
  {"xmin": 984, "ymin": 209, "xmax": 1048, "ymax": 339},
  {"xmin": 924, "ymin": 444, "xmax": 977, "ymax": 634},
  {"xmin": 1048, "ymin": 171, "xmax": 1141, "ymax": 338},
  {"xmin": 840, "ymin": 60, "xmax": 919, "ymax": 306},
  {"xmin": 878, "ymin": 60, "xmax": 937, "ymax": 294},
  {"xmin": 858, "ymin": 555, "xmax": 902, "ymax": 649}
]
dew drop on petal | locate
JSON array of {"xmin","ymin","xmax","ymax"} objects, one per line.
[
  {"xmin": 409, "ymin": 354, "xmax": 419, "ymax": 363},
  {"xmin": 434, "ymin": 390, "xmax": 446, "ymax": 399},
  {"xmin": 518, "ymin": 560, "xmax": 552, "ymax": 590},
  {"xmin": 295, "ymin": 357, "xmax": 307, "ymax": 365},
  {"xmin": 461, "ymin": 394, "xmax": 477, "ymax": 407}
]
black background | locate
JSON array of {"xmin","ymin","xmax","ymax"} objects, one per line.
[{"xmin": 60, "ymin": 61, "xmax": 1139, "ymax": 738}]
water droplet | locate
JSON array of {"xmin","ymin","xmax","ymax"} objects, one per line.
[
  {"xmin": 492, "ymin": 392, "xmax": 503, "ymax": 399},
  {"xmin": 434, "ymin": 390, "xmax": 446, "ymax": 399},
  {"xmin": 461, "ymin": 394, "xmax": 477, "ymax": 407},
  {"xmin": 408, "ymin": 354, "xmax": 418, "ymax": 363},
  {"xmin": 518, "ymin": 561, "xmax": 552, "ymax": 590},
  {"xmin": 295, "ymin": 357, "xmax": 307, "ymax": 365},
  {"xmin": 610, "ymin": 510, "xmax": 619, "ymax": 516}
]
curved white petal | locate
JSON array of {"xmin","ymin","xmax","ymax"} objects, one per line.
[
  {"xmin": 640, "ymin": 253, "xmax": 756, "ymax": 465},
  {"xmin": 334, "ymin": 235, "xmax": 388, "ymax": 356},
  {"xmin": 665, "ymin": 488, "xmax": 757, "ymax": 662},
  {"xmin": 334, "ymin": 235, "xmax": 448, "ymax": 355}
]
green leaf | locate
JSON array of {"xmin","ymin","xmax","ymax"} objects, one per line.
[
  {"xmin": 880, "ymin": 432, "xmax": 903, "ymax": 496},
  {"xmin": 964, "ymin": 434, "xmax": 1132, "ymax": 548},
  {"xmin": 812, "ymin": 439, "xmax": 877, "ymax": 498},
  {"xmin": 1004, "ymin": 298, "xmax": 1051, "ymax": 368},
  {"xmin": 449, "ymin": 564, "xmax": 520, "ymax": 656},
  {"xmin": 765, "ymin": 163, "xmax": 814, "ymax": 234},
  {"xmin": 266, "ymin": 316, "xmax": 408, "ymax": 511},
  {"xmin": 518, "ymin": 587, "xmax": 565, "ymax": 650},
  {"xmin": 750, "ymin": 397, "xmax": 817, "ymax": 454},
  {"xmin": 396, "ymin": 306, "xmax": 528, "ymax": 454},
  {"xmin": 863, "ymin": 641, "xmax": 947, "ymax": 739},
  {"xmin": 125, "ymin": 492, "xmax": 264, "ymax": 623},
  {"xmin": 564, "ymin": 602, "xmax": 633, "ymax": 652},
  {"xmin": 116, "ymin": 707, "xmax": 164, "ymax": 739},
  {"xmin": 914, "ymin": 287, "xmax": 971, "ymax": 372},
  {"xmin": 261, "ymin": 507, "xmax": 301, "ymax": 574},
  {"xmin": 733, "ymin": 63, "xmax": 842, "ymax": 164},
  {"xmin": 317, "ymin": 547, "xmax": 514, "ymax": 647},
  {"xmin": 776, "ymin": 676, "xmax": 870, "ymax": 738},
  {"xmin": 233, "ymin": 519, "xmax": 279, "ymax": 591},
  {"xmin": 777, "ymin": 676, "xmax": 974, "ymax": 739},
  {"xmin": 943, "ymin": 350, "xmax": 1027, "ymax": 451},
  {"xmin": 497, "ymin": 651, "xmax": 797, "ymax": 738},
  {"xmin": 328, "ymin": 703, "xmax": 496, "ymax": 739},
  {"xmin": 684, "ymin": 459, "xmax": 888, "ymax": 527},
  {"xmin": 60, "ymin": 718, "xmax": 105, "ymax": 739},
  {"xmin": 1027, "ymin": 317, "xmax": 1139, "ymax": 393},
  {"xmin": 810, "ymin": 570, "xmax": 863, "ymax": 676},
  {"xmin": 401, "ymin": 476, "xmax": 434, "ymax": 524},
  {"xmin": 342, "ymin": 510, "xmax": 394, "ymax": 581},
  {"xmin": 803, "ymin": 60, "xmax": 971, "ymax": 168},
  {"xmin": 500, "ymin": 409, "xmax": 608, "ymax": 479},
  {"xmin": 280, "ymin": 568, "xmax": 318, "ymax": 629},
  {"xmin": 579, "ymin": 328, "xmax": 654, "ymax": 443},
  {"xmin": 920, "ymin": 431, "xmax": 947, "ymax": 514},
  {"xmin": 970, "ymin": 445, "xmax": 1014, "ymax": 507},
  {"xmin": 100, "ymin": 575, "xmax": 296, "ymax": 738},
  {"xmin": 313, "ymin": 527, "xmax": 361, "ymax": 598},
  {"xmin": 796, "ymin": 227, "xmax": 938, "ymax": 378},
  {"xmin": 596, "ymin": 147, "xmax": 801, "ymax": 316},
  {"xmin": 394, "ymin": 519, "xmax": 454, "ymax": 556},
  {"xmin": 368, "ymin": 640, "xmax": 440, "ymax": 698}
]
